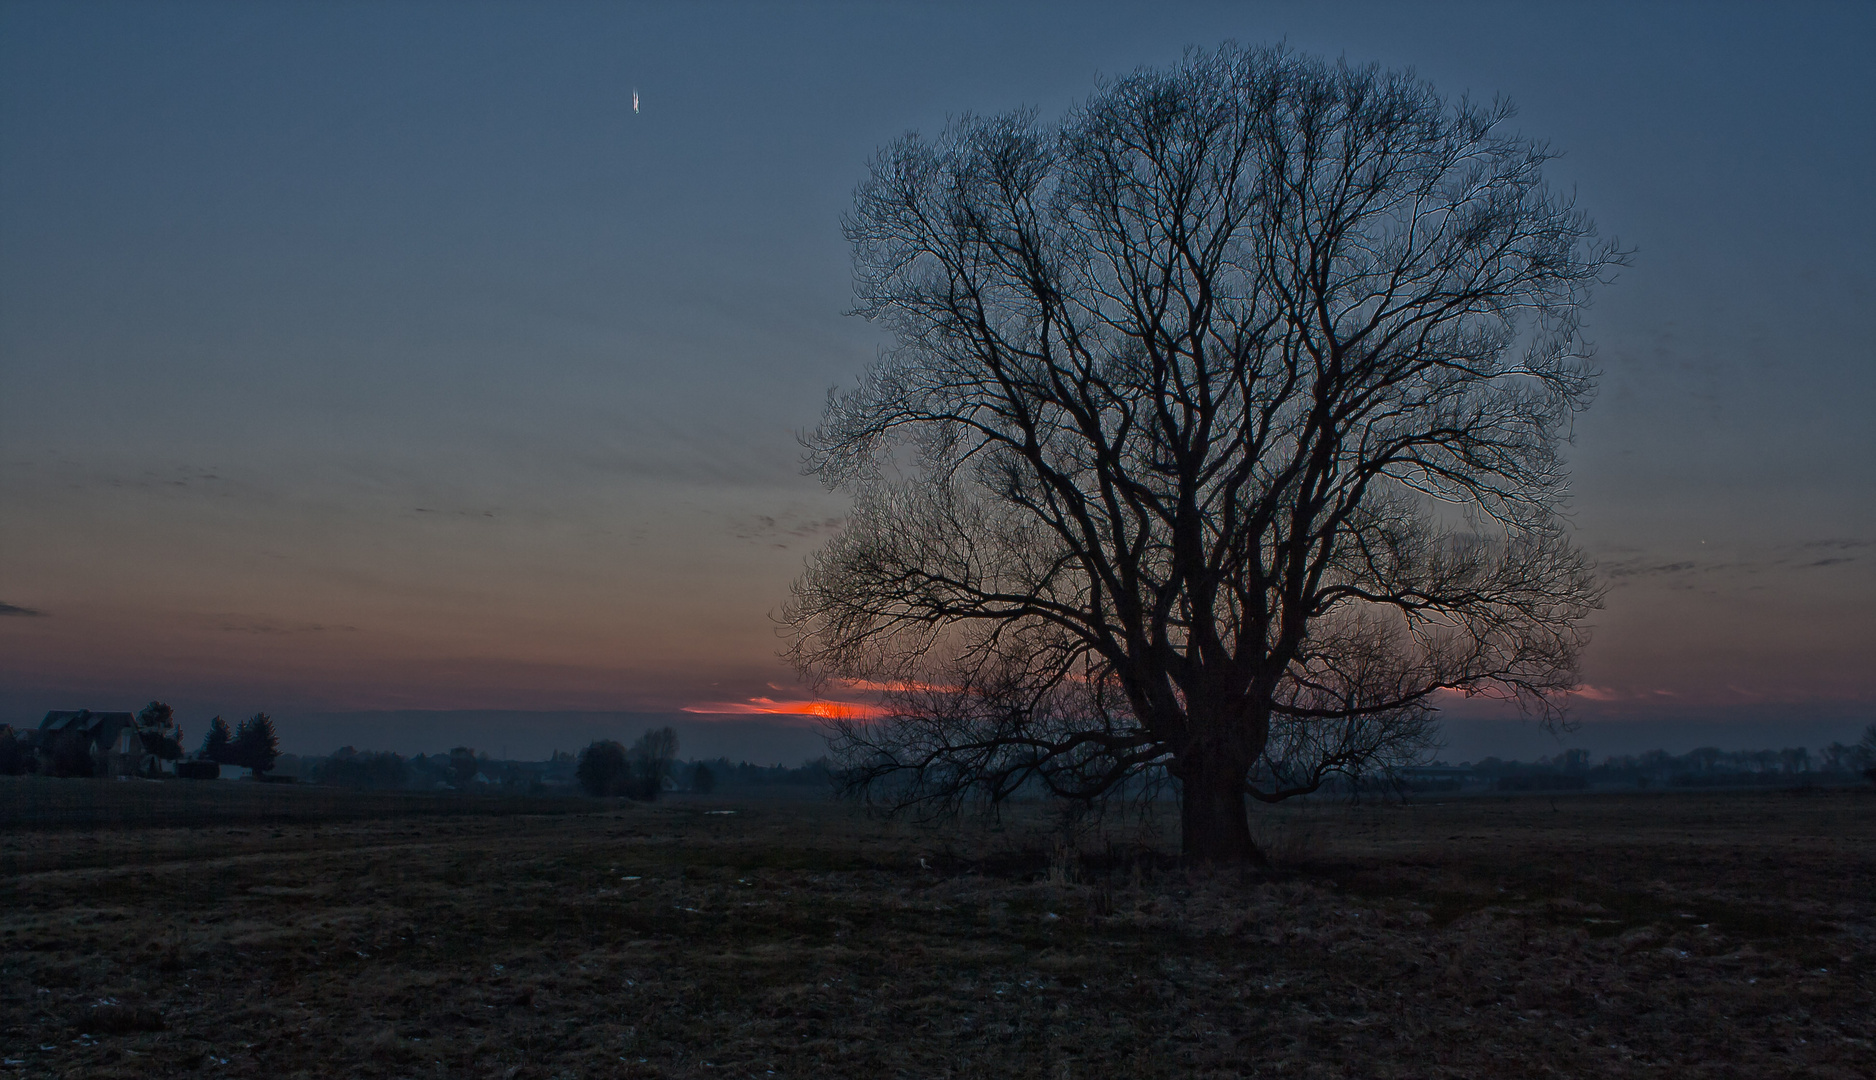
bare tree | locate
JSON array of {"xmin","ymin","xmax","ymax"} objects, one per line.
[
  {"xmin": 786, "ymin": 45, "xmax": 1619, "ymax": 862},
  {"xmin": 629, "ymin": 726, "xmax": 679, "ymax": 800}
]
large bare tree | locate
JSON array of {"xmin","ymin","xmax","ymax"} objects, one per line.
[{"xmin": 787, "ymin": 45, "xmax": 1619, "ymax": 861}]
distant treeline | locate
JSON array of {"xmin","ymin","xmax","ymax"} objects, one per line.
[
  {"xmin": 1401, "ymin": 725, "xmax": 1876, "ymax": 793},
  {"xmin": 274, "ymin": 742, "xmax": 834, "ymax": 797}
]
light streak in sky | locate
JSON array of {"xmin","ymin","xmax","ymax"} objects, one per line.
[
  {"xmin": 632, "ymin": 88, "xmax": 639, "ymax": 113},
  {"xmin": 682, "ymin": 697, "xmax": 883, "ymax": 720}
]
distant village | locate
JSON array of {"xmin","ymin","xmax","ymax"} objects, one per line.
[
  {"xmin": 0, "ymin": 704, "xmax": 273, "ymax": 781},
  {"xmin": 0, "ymin": 704, "xmax": 834, "ymax": 797}
]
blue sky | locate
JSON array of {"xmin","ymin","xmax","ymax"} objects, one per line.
[{"xmin": 2, "ymin": 1, "xmax": 1871, "ymax": 760}]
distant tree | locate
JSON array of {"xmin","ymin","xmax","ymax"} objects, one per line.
[
  {"xmin": 313, "ymin": 747, "xmax": 409, "ymax": 790},
  {"xmin": 577, "ymin": 740, "xmax": 630, "ymax": 797},
  {"xmin": 446, "ymin": 747, "xmax": 481, "ymax": 790},
  {"xmin": 1553, "ymin": 749, "xmax": 1591, "ymax": 773},
  {"xmin": 136, "ymin": 701, "xmax": 172, "ymax": 731},
  {"xmin": 230, "ymin": 713, "xmax": 280, "ymax": 775},
  {"xmin": 1859, "ymin": 723, "xmax": 1876, "ymax": 784},
  {"xmin": 135, "ymin": 701, "xmax": 184, "ymax": 774},
  {"xmin": 688, "ymin": 761, "xmax": 716, "ymax": 794},
  {"xmin": 628, "ymin": 727, "xmax": 679, "ymax": 800},
  {"xmin": 200, "ymin": 716, "xmax": 234, "ymax": 764}
]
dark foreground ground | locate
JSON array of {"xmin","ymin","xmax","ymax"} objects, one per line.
[{"xmin": 2, "ymin": 778, "xmax": 1872, "ymax": 1079}]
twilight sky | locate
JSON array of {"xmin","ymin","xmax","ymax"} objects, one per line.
[{"xmin": 3, "ymin": 1, "xmax": 1872, "ymax": 760}]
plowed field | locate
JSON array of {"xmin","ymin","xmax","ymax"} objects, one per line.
[{"xmin": 3, "ymin": 779, "xmax": 1872, "ymax": 1078}]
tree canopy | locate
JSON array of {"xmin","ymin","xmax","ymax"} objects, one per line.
[{"xmin": 787, "ymin": 44, "xmax": 1619, "ymax": 861}]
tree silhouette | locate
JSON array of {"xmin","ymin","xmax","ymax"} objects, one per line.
[
  {"xmin": 577, "ymin": 740, "xmax": 630, "ymax": 797},
  {"xmin": 788, "ymin": 44, "xmax": 1618, "ymax": 861},
  {"xmin": 628, "ymin": 726, "xmax": 679, "ymax": 800},
  {"xmin": 200, "ymin": 716, "xmax": 234, "ymax": 764},
  {"xmin": 230, "ymin": 713, "xmax": 279, "ymax": 775},
  {"xmin": 315, "ymin": 747, "xmax": 409, "ymax": 790},
  {"xmin": 135, "ymin": 701, "xmax": 184, "ymax": 772},
  {"xmin": 446, "ymin": 747, "xmax": 481, "ymax": 790}
]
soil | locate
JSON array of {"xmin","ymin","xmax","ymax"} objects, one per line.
[{"xmin": 2, "ymin": 778, "xmax": 1871, "ymax": 1078}]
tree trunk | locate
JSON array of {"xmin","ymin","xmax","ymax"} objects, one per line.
[{"xmin": 1179, "ymin": 756, "xmax": 1263, "ymax": 864}]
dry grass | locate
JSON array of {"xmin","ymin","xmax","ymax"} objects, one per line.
[{"xmin": 2, "ymin": 777, "xmax": 1872, "ymax": 1078}]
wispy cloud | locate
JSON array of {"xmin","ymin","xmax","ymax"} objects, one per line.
[
  {"xmin": 0, "ymin": 601, "xmax": 48, "ymax": 617},
  {"xmin": 1600, "ymin": 536, "xmax": 1868, "ymax": 584},
  {"xmin": 1603, "ymin": 560, "xmax": 1702, "ymax": 580},
  {"xmin": 730, "ymin": 511, "xmax": 845, "ymax": 548},
  {"xmin": 193, "ymin": 614, "xmax": 360, "ymax": 635}
]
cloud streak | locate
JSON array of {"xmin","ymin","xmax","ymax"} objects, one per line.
[
  {"xmin": 191, "ymin": 614, "xmax": 361, "ymax": 635},
  {"xmin": 0, "ymin": 601, "xmax": 48, "ymax": 617},
  {"xmin": 1600, "ymin": 536, "xmax": 1869, "ymax": 583}
]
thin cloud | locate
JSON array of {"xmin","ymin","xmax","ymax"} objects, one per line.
[
  {"xmin": 1797, "ymin": 538, "xmax": 1874, "ymax": 551},
  {"xmin": 1603, "ymin": 560, "xmax": 1701, "ymax": 579},
  {"xmin": 195, "ymin": 614, "xmax": 361, "ymax": 635},
  {"xmin": 0, "ymin": 601, "xmax": 48, "ymax": 617},
  {"xmin": 730, "ymin": 512, "xmax": 845, "ymax": 547},
  {"xmin": 1601, "ymin": 537, "xmax": 1868, "ymax": 583}
]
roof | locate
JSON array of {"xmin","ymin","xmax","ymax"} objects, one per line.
[{"xmin": 40, "ymin": 710, "xmax": 137, "ymax": 734}]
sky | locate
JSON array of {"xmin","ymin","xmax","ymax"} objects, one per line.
[{"xmin": 2, "ymin": 1, "xmax": 1872, "ymax": 762}]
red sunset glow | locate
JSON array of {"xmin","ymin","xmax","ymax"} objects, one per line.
[{"xmin": 681, "ymin": 697, "xmax": 885, "ymax": 720}]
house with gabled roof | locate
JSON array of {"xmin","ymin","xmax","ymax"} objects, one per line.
[{"xmin": 38, "ymin": 710, "xmax": 143, "ymax": 777}]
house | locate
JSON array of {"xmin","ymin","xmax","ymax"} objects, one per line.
[{"xmin": 38, "ymin": 710, "xmax": 142, "ymax": 777}]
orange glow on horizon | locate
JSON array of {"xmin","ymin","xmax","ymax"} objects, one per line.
[{"xmin": 681, "ymin": 696, "xmax": 886, "ymax": 720}]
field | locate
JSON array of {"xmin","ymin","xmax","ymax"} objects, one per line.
[{"xmin": 2, "ymin": 778, "xmax": 1872, "ymax": 1079}]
